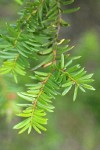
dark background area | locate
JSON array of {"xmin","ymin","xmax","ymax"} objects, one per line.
[{"xmin": 0, "ymin": 0, "xmax": 100, "ymax": 150}]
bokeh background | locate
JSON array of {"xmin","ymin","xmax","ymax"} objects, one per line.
[{"xmin": 0, "ymin": 0, "xmax": 100, "ymax": 150}]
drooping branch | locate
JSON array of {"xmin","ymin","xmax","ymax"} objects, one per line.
[{"xmin": 0, "ymin": 0, "xmax": 95, "ymax": 134}]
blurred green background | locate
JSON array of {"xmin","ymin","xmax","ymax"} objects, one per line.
[{"xmin": 0, "ymin": 0, "xmax": 100, "ymax": 150}]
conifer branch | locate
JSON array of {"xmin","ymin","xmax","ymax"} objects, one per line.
[{"xmin": 0, "ymin": 0, "xmax": 95, "ymax": 134}]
